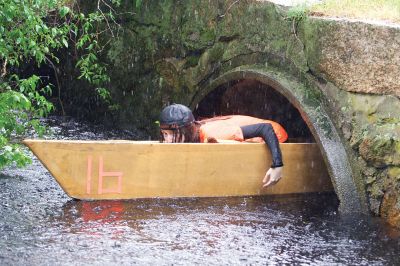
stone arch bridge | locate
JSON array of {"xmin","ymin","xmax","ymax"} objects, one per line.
[{"xmin": 69, "ymin": 1, "xmax": 400, "ymax": 227}]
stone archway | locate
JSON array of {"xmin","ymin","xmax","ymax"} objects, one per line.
[
  {"xmin": 190, "ymin": 66, "xmax": 368, "ymax": 213},
  {"xmin": 193, "ymin": 79, "xmax": 315, "ymax": 143}
]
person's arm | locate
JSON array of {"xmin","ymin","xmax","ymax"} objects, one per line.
[{"xmin": 240, "ymin": 123, "xmax": 283, "ymax": 187}]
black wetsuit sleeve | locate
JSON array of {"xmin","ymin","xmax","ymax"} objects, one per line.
[{"xmin": 240, "ymin": 123, "xmax": 283, "ymax": 168}]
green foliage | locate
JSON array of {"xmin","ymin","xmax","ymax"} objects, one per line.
[
  {"xmin": 0, "ymin": 75, "xmax": 53, "ymax": 169},
  {"xmin": 72, "ymin": 5, "xmax": 122, "ymax": 103},
  {"xmin": 286, "ymin": 4, "xmax": 309, "ymax": 23},
  {"xmin": 0, "ymin": 0, "xmax": 120, "ymax": 169}
]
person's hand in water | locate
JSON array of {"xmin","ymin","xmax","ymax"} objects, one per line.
[{"xmin": 263, "ymin": 167, "xmax": 283, "ymax": 187}]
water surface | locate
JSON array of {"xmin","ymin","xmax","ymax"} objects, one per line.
[{"xmin": 0, "ymin": 117, "xmax": 399, "ymax": 265}]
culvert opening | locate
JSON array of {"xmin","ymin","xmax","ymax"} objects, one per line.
[
  {"xmin": 193, "ymin": 79, "xmax": 314, "ymax": 143},
  {"xmin": 193, "ymin": 78, "xmax": 337, "ymax": 199}
]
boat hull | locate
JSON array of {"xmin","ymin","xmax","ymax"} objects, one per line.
[{"xmin": 23, "ymin": 140, "xmax": 333, "ymax": 199}]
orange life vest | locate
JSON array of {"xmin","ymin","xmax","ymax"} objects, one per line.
[{"xmin": 199, "ymin": 115, "xmax": 288, "ymax": 143}]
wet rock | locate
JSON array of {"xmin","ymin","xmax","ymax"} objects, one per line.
[
  {"xmin": 340, "ymin": 121, "xmax": 352, "ymax": 140},
  {"xmin": 155, "ymin": 58, "xmax": 186, "ymax": 89},
  {"xmin": 380, "ymin": 188, "xmax": 400, "ymax": 228},
  {"xmin": 324, "ymin": 84, "xmax": 400, "ymax": 225},
  {"xmin": 358, "ymin": 126, "xmax": 400, "ymax": 168}
]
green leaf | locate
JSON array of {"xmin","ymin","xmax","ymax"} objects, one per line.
[
  {"xmin": 59, "ymin": 6, "xmax": 70, "ymax": 18},
  {"xmin": 51, "ymin": 28, "xmax": 58, "ymax": 37},
  {"xmin": 29, "ymin": 40, "xmax": 36, "ymax": 48},
  {"xmin": 62, "ymin": 38, "xmax": 68, "ymax": 48}
]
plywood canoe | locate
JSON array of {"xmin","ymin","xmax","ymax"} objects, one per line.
[{"xmin": 23, "ymin": 139, "xmax": 333, "ymax": 200}]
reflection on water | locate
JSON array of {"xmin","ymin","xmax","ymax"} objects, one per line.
[
  {"xmin": 54, "ymin": 196, "xmax": 399, "ymax": 265},
  {"xmin": 0, "ymin": 117, "xmax": 399, "ymax": 265},
  {"xmin": 1, "ymin": 161, "xmax": 399, "ymax": 266}
]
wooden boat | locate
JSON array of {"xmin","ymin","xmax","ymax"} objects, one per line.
[{"xmin": 23, "ymin": 139, "xmax": 333, "ymax": 200}]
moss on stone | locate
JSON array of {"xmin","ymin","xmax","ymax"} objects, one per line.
[
  {"xmin": 208, "ymin": 43, "xmax": 225, "ymax": 62},
  {"xmin": 359, "ymin": 130, "xmax": 400, "ymax": 168},
  {"xmin": 388, "ymin": 167, "xmax": 400, "ymax": 180},
  {"xmin": 285, "ymin": 35, "xmax": 308, "ymax": 72},
  {"xmin": 301, "ymin": 17, "xmax": 323, "ymax": 74},
  {"xmin": 184, "ymin": 55, "xmax": 201, "ymax": 68},
  {"xmin": 222, "ymin": 40, "xmax": 250, "ymax": 61}
]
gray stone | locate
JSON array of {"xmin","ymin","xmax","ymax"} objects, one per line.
[{"xmin": 305, "ymin": 17, "xmax": 400, "ymax": 97}]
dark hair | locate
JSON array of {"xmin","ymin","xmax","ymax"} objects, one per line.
[{"xmin": 159, "ymin": 123, "xmax": 200, "ymax": 143}]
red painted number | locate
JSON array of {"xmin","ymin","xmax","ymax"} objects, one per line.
[{"xmin": 86, "ymin": 156, "xmax": 123, "ymax": 194}]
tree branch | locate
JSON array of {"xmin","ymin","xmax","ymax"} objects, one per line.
[
  {"xmin": 1, "ymin": 58, "xmax": 7, "ymax": 78},
  {"xmin": 45, "ymin": 56, "xmax": 65, "ymax": 116},
  {"xmin": 98, "ymin": 0, "xmax": 114, "ymax": 37}
]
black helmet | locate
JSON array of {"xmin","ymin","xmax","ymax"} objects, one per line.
[{"xmin": 160, "ymin": 104, "xmax": 195, "ymax": 129}]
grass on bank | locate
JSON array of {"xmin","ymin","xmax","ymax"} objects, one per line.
[{"xmin": 309, "ymin": 0, "xmax": 400, "ymax": 24}]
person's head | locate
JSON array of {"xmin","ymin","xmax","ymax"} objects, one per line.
[{"xmin": 159, "ymin": 104, "xmax": 198, "ymax": 143}]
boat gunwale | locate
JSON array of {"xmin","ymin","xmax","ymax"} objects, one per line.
[{"xmin": 23, "ymin": 139, "xmax": 316, "ymax": 145}]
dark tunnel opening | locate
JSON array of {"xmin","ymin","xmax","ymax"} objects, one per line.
[
  {"xmin": 193, "ymin": 78, "xmax": 338, "ymax": 206},
  {"xmin": 193, "ymin": 79, "xmax": 315, "ymax": 143}
]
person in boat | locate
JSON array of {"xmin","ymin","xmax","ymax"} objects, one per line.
[{"xmin": 159, "ymin": 104, "xmax": 288, "ymax": 188}]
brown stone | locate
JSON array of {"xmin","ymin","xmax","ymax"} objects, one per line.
[{"xmin": 380, "ymin": 188, "xmax": 400, "ymax": 229}]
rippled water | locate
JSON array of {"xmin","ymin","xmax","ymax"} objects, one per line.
[{"xmin": 0, "ymin": 117, "xmax": 399, "ymax": 265}]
